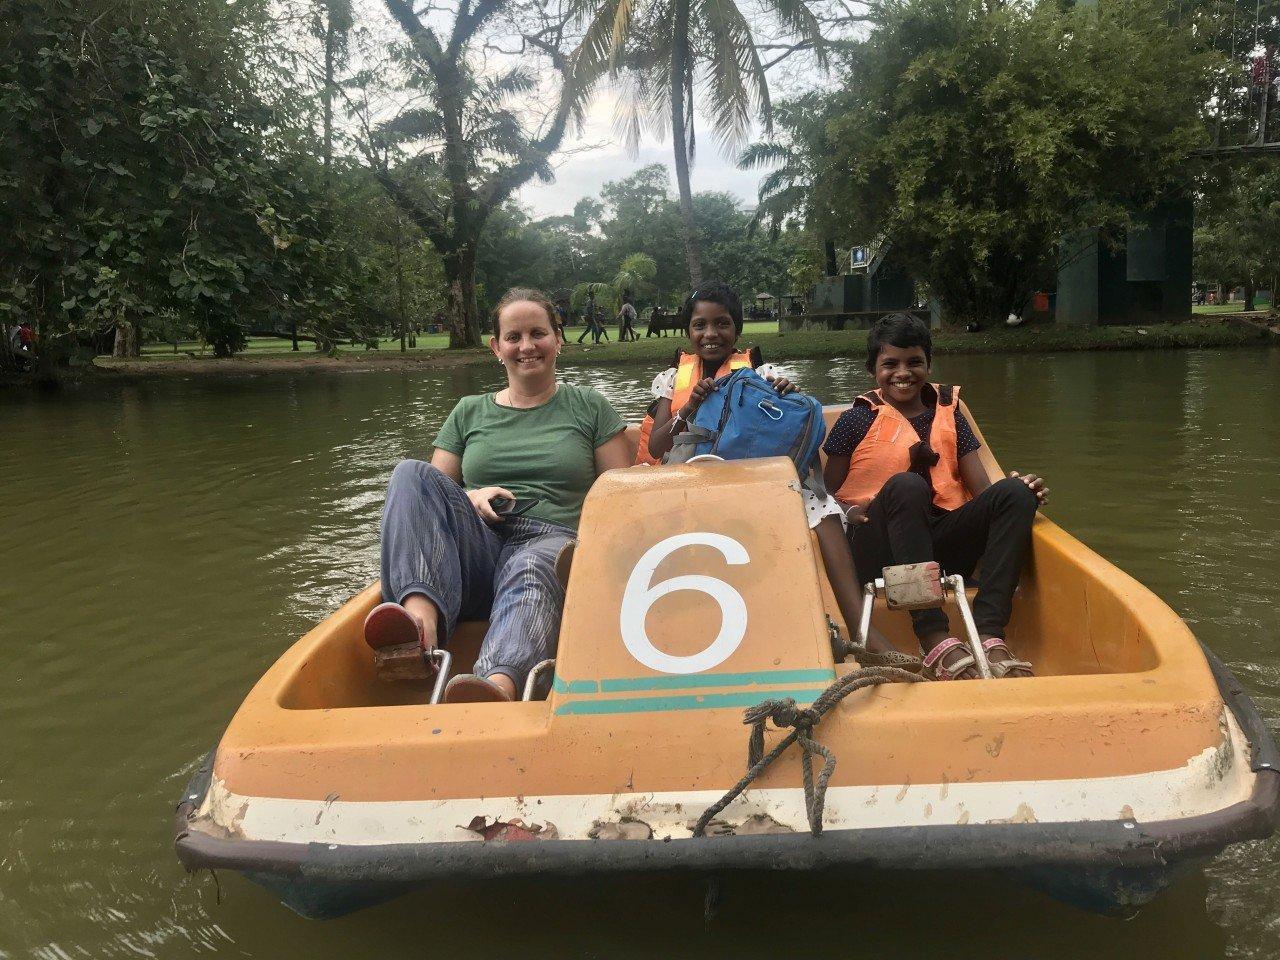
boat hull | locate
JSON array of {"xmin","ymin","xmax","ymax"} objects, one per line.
[
  {"xmin": 174, "ymin": 648, "xmax": 1278, "ymax": 919},
  {"xmin": 173, "ymin": 413, "xmax": 1280, "ymax": 920}
]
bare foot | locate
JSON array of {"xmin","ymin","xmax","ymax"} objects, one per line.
[
  {"xmin": 402, "ymin": 593, "xmax": 440, "ymax": 651},
  {"xmin": 487, "ymin": 674, "xmax": 517, "ymax": 699}
]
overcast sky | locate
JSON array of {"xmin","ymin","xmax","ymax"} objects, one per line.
[{"xmin": 514, "ymin": 88, "xmax": 768, "ymax": 219}]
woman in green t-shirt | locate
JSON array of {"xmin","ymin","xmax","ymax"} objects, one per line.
[{"xmin": 365, "ymin": 288, "xmax": 631, "ymax": 703}]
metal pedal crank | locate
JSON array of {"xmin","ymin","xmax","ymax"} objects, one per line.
[{"xmin": 857, "ymin": 563, "xmax": 993, "ymax": 679}]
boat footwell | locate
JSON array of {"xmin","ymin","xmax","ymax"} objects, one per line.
[{"xmin": 173, "ymin": 651, "xmax": 1279, "ymax": 919}]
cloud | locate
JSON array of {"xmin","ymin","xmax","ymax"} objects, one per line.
[{"xmin": 516, "ymin": 88, "xmax": 765, "ymax": 217}]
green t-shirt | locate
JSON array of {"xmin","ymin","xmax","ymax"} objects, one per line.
[{"xmin": 433, "ymin": 384, "xmax": 626, "ymax": 530}]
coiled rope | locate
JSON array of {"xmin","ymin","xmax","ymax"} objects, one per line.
[{"xmin": 692, "ymin": 665, "xmax": 925, "ymax": 838}]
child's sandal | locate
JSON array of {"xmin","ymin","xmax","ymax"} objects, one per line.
[
  {"xmin": 982, "ymin": 638, "xmax": 1034, "ymax": 678},
  {"xmin": 921, "ymin": 637, "xmax": 976, "ymax": 681}
]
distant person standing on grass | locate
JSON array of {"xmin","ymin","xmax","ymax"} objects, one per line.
[{"xmin": 618, "ymin": 298, "xmax": 638, "ymax": 342}]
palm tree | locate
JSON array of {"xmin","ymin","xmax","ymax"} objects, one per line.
[
  {"xmin": 571, "ymin": 252, "xmax": 658, "ymax": 314},
  {"xmin": 737, "ymin": 93, "xmax": 839, "ymax": 276},
  {"xmin": 579, "ymin": 0, "xmax": 826, "ymax": 288}
]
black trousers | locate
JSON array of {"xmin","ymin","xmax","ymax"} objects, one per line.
[{"xmin": 850, "ymin": 472, "xmax": 1037, "ymax": 641}]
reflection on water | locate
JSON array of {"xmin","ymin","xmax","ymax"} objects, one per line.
[{"xmin": 1, "ymin": 347, "xmax": 1277, "ymax": 959}]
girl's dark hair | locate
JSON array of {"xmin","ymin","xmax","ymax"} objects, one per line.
[
  {"xmin": 866, "ymin": 312, "xmax": 932, "ymax": 371},
  {"xmin": 679, "ymin": 281, "xmax": 743, "ymax": 334},
  {"xmin": 491, "ymin": 287, "xmax": 561, "ymax": 337}
]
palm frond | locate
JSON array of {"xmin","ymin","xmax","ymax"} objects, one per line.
[
  {"xmin": 695, "ymin": 0, "xmax": 770, "ymax": 152},
  {"xmin": 762, "ymin": 0, "xmax": 828, "ymax": 70},
  {"xmin": 736, "ymin": 141, "xmax": 792, "ymax": 169}
]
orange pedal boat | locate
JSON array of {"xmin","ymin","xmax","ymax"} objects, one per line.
[{"xmin": 174, "ymin": 407, "xmax": 1279, "ymax": 917}]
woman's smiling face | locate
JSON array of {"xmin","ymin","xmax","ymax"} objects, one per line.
[
  {"xmin": 687, "ymin": 300, "xmax": 738, "ymax": 367},
  {"xmin": 490, "ymin": 300, "xmax": 560, "ymax": 380}
]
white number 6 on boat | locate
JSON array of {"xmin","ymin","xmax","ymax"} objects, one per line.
[{"xmin": 620, "ymin": 532, "xmax": 750, "ymax": 674}]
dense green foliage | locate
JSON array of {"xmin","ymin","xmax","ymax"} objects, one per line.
[
  {"xmin": 475, "ymin": 165, "xmax": 802, "ymax": 312},
  {"xmin": 811, "ymin": 0, "xmax": 1215, "ymax": 324},
  {"xmin": 2, "ymin": 0, "xmax": 1273, "ymax": 378},
  {"xmin": 0, "ymin": 0, "xmax": 388, "ymax": 369},
  {"xmin": 1196, "ymin": 161, "xmax": 1280, "ymax": 306}
]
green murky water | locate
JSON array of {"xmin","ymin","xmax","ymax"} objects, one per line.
[{"xmin": 2, "ymin": 348, "xmax": 1277, "ymax": 959}]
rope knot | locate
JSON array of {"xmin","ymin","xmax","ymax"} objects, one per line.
[
  {"xmin": 744, "ymin": 698, "xmax": 819, "ymax": 768},
  {"xmin": 744, "ymin": 697, "xmax": 815, "ymax": 731},
  {"xmin": 691, "ymin": 666, "xmax": 925, "ymax": 839}
]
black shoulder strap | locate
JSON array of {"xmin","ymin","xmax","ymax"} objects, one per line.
[
  {"xmin": 748, "ymin": 345, "xmax": 763, "ymax": 368},
  {"xmin": 936, "ymin": 383, "xmax": 955, "ymax": 407},
  {"xmin": 857, "ymin": 390, "xmax": 883, "ymax": 407}
]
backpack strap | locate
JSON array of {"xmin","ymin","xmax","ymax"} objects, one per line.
[{"xmin": 666, "ymin": 424, "xmax": 720, "ymax": 464}]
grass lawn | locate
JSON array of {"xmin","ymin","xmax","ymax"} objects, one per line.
[
  {"xmin": 138, "ymin": 322, "xmax": 779, "ymax": 360},
  {"xmin": 140, "ymin": 332, "xmax": 453, "ymax": 358},
  {"xmin": 558, "ymin": 319, "xmax": 1268, "ymax": 367},
  {"xmin": 1192, "ymin": 300, "xmax": 1271, "ymax": 314},
  {"xmin": 109, "ymin": 317, "xmax": 1269, "ymax": 380}
]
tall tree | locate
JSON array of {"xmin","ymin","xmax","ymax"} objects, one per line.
[
  {"xmin": 357, "ymin": 0, "xmax": 605, "ymax": 348},
  {"xmin": 310, "ymin": 0, "xmax": 354, "ymax": 190},
  {"xmin": 1195, "ymin": 159, "xmax": 1280, "ymax": 308},
  {"xmin": 579, "ymin": 0, "xmax": 834, "ymax": 288},
  {"xmin": 816, "ymin": 0, "xmax": 1216, "ymax": 324},
  {"xmin": 0, "ymin": 0, "xmax": 377, "ymax": 371},
  {"xmin": 738, "ymin": 92, "xmax": 840, "ymax": 276}
]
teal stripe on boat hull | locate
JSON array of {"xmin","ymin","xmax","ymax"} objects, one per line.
[
  {"xmin": 553, "ymin": 668, "xmax": 836, "ymax": 696},
  {"xmin": 598, "ymin": 669, "xmax": 835, "ymax": 693},
  {"xmin": 553, "ymin": 688, "xmax": 828, "ymax": 716}
]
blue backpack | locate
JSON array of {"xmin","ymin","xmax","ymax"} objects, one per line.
[{"xmin": 667, "ymin": 368, "xmax": 827, "ymax": 487}]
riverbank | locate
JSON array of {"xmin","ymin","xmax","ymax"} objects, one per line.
[{"xmin": 8, "ymin": 318, "xmax": 1272, "ymax": 386}]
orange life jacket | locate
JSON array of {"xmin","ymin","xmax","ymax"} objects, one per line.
[
  {"xmin": 834, "ymin": 383, "xmax": 971, "ymax": 510},
  {"xmin": 634, "ymin": 348, "xmax": 758, "ymax": 466}
]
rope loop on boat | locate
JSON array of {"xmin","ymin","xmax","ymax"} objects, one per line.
[{"xmin": 693, "ymin": 666, "xmax": 925, "ymax": 838}]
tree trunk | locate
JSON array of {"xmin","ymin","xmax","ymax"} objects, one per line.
[
  {"xmin": 823, "ymin": 239, "xmax": 838, "ymax": 277},
  {"xmin": 395, "ymin": 217, "xmax": 408, "ymax": 352},
  {"xmin": 322, "ymin": 8, "xmax": 336, "ymax": 191},
  {"xmin": 1244, "ymin": 281, "xmax": 1256, "ymax": 312},
  {"xmin": 441, "ymin": 243, "xmax": 482, "ymax": 348},
  {"xmin": 669, "ymin": 0, "xmax": 703, "ymax": 290},
  {"xmin": 112, "ymin": 322, "xmax": 138, "ymax": 358}
]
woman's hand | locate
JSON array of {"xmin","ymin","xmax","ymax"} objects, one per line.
[
  {"xmin": 467, "ymin": 485, "xmax": 516, "ymax": 523},
  {"xmin": 1010, "ymin": 471, "xmax": 1049, "ymax": 505},
  {"xmin": 766, "ymin": 375, "xmax": 797, "ymax": 396}
]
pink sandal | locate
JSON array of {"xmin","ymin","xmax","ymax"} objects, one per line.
[
  {"xmin": 922, "ymin": 637, "xmax": 978, "ymax": 680},
  {"xmin": 982, "ymin": 638, "xmax": 1034, "ymax": 678}
]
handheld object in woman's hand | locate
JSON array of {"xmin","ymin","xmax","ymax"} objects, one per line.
[{"xmin": 489, "ymin": 496, "xmax": 541, "ymax": 518}]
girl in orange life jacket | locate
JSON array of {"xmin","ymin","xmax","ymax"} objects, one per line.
[
  {"xmin": 642, "ymin": 281, "xmax": 894, "ymax": 654},
  {"xmin": 822, "ymin": 313, "xmax": 1048, "ymax": 679}
]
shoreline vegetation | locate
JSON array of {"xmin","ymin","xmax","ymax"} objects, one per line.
[{"xmin": 60, "ymin": 317, "xmax": 1276, "ymax": 382}]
